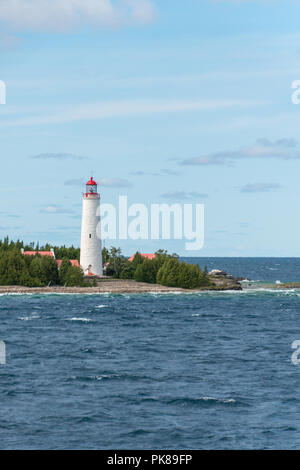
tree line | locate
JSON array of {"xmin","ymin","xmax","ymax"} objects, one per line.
[
  {"xmin": 0, "ymin": 238, "xmax": 211, "ymax": 289},
  {"xmin": 0, "ymin": 238, "xmax": 85, "ymax": 287},
  {"xmin": 104, "ymin": 247, "xmax": 211, "ymax": 289}
]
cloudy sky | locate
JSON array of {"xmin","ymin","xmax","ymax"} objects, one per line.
[{"xmin": 1, "ymin": 0, "xmax": 300, "ymax": 256}]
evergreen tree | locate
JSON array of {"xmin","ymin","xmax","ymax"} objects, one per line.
[
  {"xmin": 64, "ymin": 265, "xmax": 84, "ymax": 286},
  {"xmin": 157, "ymin": 258, "xmax": 180, "ymax": 287},
  {"xmin": 59, "ymin": 258, "xmax": 72, "ymax": 285},
  {"xmin": 119, "ymin": 261, "xmax": 135, "ymax": 279},
  {"xmin": 134, "ymin": 259, "xmax": 157, "ymax": 284},
  {"xmin": 102, "ymin": 247, "xmax": 110, "ymax": 264},
  {"xmin": 106, "ymin": 247, "xmax": 126, "ymax": 278},
  {"xmin": 0, "ymin": 239, "xmax": 211, "ymax": 289},
  {"xmin": 131, "ymin": 252, "xmax": 144, "ymax": 270}
]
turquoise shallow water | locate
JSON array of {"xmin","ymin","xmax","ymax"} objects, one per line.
[{"xmin": 1, "ymin": 258, "xmax": 300, "ymax": 449}]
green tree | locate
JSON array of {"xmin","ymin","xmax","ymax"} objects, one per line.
[
  {"xmin": 134, "ymin": 259, "xmax": 157, "ymax": 284},
  {"xmin": 130, "ymin": 252, "xmax": 144, "ymax": 270},
  {"xmin": 29, "ymin": 255, "xmax": 59, "ymax": 286},
  {"xmin": 102, "ymin": 247, "xmax": 110, "ymax": 264},
  {"xmin": 119, "ymin": 260, "xmax": 135, "ymax": 279},
  {"xmin": 157, "ymin": 258, "xmax": 181, "ymax": 287},
  {"xmin": 64, "ymin": 265, "xmax": 84, "ymax": 286},
  {"xmin": 106, "ymin": 247, "xmax": 126, "ymax": 278},
  {"xmin": 59, "ymin": 258, "xmax": 72, "ymax": 285}
]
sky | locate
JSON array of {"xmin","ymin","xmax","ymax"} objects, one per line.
[{"xmin": 1, "ymin": 0, "xmax": 300, "ymax": 256}]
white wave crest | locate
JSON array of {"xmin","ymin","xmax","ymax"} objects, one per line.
[{"xmin": 67, "ymin": 317, "xmax": 91, "ymax": 322}]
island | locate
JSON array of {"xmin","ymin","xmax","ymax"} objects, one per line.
[{"xmin": 0, "ymin": 238, "xmax": 242, "ymax": 293}]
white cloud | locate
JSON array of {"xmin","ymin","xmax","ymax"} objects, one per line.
[
  {"xmin": 125, "ymin": 0, "xmax": 156, "ymax": 25},
  {"xmin": 30, "ymin": 152, "xmax": 88, "ymax": 160},
  {"xmin": 181, "ymin": 138, "xmax": 300, "ymax": 166},
  {"xmin": 64, "ymin": 177, "xmax": 133, "ymax": 187},
  {"xmin": 131, "ymin": 168, "xmax": 180, "ymax": 176},
  {"xmin": 161, "ymin": 191, "xmax": 208, "ymax": 200},
  {"xmin": 0, "ymin": 0, "xmax": 156, "ymax": 32},
  {"xmin": 99, "ymin": 177, "xmax": 133, "ymax": 188},
  {"xmin": 42, "ymin": 206, "xmax": 58, "ymax": 213},
  {"xmin": 40, "ymin": 205, "xmax": 74, "ymax": 214},
  {"xmin": 64, "ymin": 178, "xmax": 85, "ymax": 186},
  {"xmin": 240, "ymin": 183, "xmax": 281, "ymax": 193},
  {"xmin": 0, "ymin": 98, "xmax": 262, "ymax": 128}
]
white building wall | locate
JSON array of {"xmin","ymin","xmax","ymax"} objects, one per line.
[{"xmin": 80, "ymin": 195, "xmax": 103, "ymax": 277}]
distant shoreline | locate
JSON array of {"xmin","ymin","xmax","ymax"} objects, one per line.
[
  {"xmin": 0, "ymin": 277, "xmax": 241, "ymax": 294},
  {"xmin": 1, "ymin": 280, "xmax": 299, "ymax": 295}
]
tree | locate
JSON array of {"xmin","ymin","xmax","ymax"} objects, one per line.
[
  {"xmin": 0, "ymin": 239, "xmax": 211, "ymax": 289},
  {"xmin": 64, "ymin": 265, "xmax": 84, "ymax": 286},
  {"xmin": 41, "ymin": 256, "xmax": 59, "ymax": 285},
  {"xmin": 53, "ymin": 245, "xmax": 80, "ymax": 260},
  {"xmin": 29, "ymin": 255, "xmax": 58, "ymax": 286},
  {"xmin": 131, "ymin": 252, "xmax": 144, "ymax": 270},
  {"xmin": 119, "ymin": 260, "xmax": 135, "ymax": 279},
  {"xmin": 156, "ymin": 258, "xmax": 210, "ymax": 289},
  {"xmin": 102, "ymin": 247, "xmax": 110, "ymax": 265},
  {"xmin": 19, "ymin": 270, "xmax": 42, "ymax": 287},
  {"xmin": 134, "ymin": 259, "xmax": 157, "ymax": 284},
  {"xmin": 59, "ymin": 258, "xmax": 72, "ymax": 285},
  {"xmin": 106, "ymin": 247, "xmax": 126, "ymax": 278},
  {"xmin": 157, "ymin": 258, "xmax": 181, "ymax": 287}
]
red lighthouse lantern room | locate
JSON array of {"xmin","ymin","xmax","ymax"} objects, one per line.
[{"xmin": 85, "ymin": 177, "xmax": 98, "ymax": 197}]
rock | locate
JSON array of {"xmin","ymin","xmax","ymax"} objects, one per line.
[
  {"xmin": 208, "ymin": 269, "xmax": 226, "ymax": 276},
  {"xmin": 208, "ymin": 269, "xmax": 242, "ymax": 290}
]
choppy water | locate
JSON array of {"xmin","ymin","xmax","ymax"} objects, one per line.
[
  {"xmin": 1, "ymin": 258, "xmax": 300, "ymax": 449},
  {"xmin": 184, "ymin": 256, "xmax": 300, "ymax": 283}
]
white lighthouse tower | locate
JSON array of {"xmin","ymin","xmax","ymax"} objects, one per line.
[{"xmin": 80, "ymin": 177, "xmax": 103, "ymax": 277}]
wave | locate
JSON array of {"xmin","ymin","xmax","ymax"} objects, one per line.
[
  {"xmin": 0, "ymin": 293, "xmax": 37, "ymax": 297},
  {"xmin": 66, "ymin": 317, "xmax": 92, "ymax": 322},
  {"xmin": 18, "ymin": 315, "xmax": 41, "ymax": 321},
  {"xmin": 134, "ymin": 395, "xmax": 238, "ymax": 407},
  {"xmin": 166, "ymin": 396, "xmax": 237, "ymax": 406},
  {"xmin": 2, "ymin": 286, "xmax": 300, "ymax": 300}
]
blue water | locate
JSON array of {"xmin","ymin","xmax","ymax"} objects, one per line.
[
  {"xmin": 183, "ymin": 257, "xmax": 300, "ymax": 283},
  {"xmin": 1, "ymin": 258, "xmax": 300, "ymax": 449}
]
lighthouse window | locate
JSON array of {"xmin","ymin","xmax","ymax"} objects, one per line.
[{"xmin": 89, "ymin": 234, "xmax": 92, "ymax": 238}]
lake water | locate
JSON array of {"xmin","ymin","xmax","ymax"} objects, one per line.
[{"xmin": 1, "ymin": 258, "xmax": 300, "ymax": 449}]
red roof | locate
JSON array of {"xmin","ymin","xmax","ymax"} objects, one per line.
[
  {"xmin": 56, "ymin": 260, "xmax": 79, "ymax": 268},
  {"xmin": 86, "ymin": 177, "xmax": 97, "ymax": 186},
  {"xmin": 128, "ymin": 253, "xmax": 156, "ymax": 262},
  {"xmin": 23, "ymin": 251, "xmax": 55, "ymax": 258}
]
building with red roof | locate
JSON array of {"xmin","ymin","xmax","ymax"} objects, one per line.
[
  {"xmin": 21, "ymin": 249, "xmax": 79, "ymax": 270},
  {"xmin": 128, "ymin": 253, "xmax": 156, "ymax": 262},
  {"xmin": 56, "ymin": 259, "xmax": 79, "ymax": 269},
  {"xmin": 21, "ymin": 248, "xmax": 56, "ymax": 258}
]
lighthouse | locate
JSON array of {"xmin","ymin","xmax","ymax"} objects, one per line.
[{"xmin": 80, "ymin": 177, "xmax": 103, "ymax": 277}]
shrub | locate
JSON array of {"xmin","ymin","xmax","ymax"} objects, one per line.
[
  {"xmin": 134, "ymin": 259, "xmax": 157, "ymax": 284},
  {"xmin": 64, "ymin": 265, "xmax": 85, "ymax": 287}
]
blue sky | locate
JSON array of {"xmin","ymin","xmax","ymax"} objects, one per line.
[{"xmin": 1, "ymin": 0, "xmax": 300, "ymax": 256}]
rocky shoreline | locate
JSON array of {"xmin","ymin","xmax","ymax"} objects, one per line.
[{"xmin": 0, "ymin": 271, "xmax": 242, "ymax": 294}]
